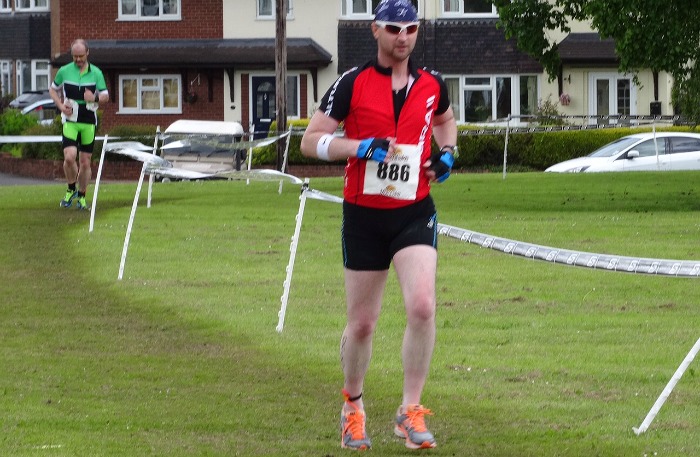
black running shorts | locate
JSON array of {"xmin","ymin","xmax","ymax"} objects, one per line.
[{"xmin": 341, "ymin": 196, "xmax": 438, "ymax": 271}]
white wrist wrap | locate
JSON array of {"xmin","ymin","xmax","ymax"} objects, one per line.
[{"xmin": 316, "ymin": 134, "xmax": 334, "ymax": 161}]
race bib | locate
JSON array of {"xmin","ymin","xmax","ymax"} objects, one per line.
[
  {"xmin": 363, "ymin": 144, "xmax": 421, "ymax": 200},
  {"xmin": 61, "ymin": 98, "xmax": 78, "ymax": 123}
]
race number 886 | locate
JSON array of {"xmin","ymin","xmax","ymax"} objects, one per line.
[{"xmin": 377, "ymin": 163, "xmax": 410, "ymax": 182}]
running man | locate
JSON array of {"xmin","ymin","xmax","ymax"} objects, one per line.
[
  {"xmin": 50, "ymin": 38, "xmax": 108, "ymax": 210},
  {"xmin": 300, "ymin": 0, "xmax": 458, "ymax": 450}
]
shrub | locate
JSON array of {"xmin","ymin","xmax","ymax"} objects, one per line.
[
  {"xmin": 0, "ymin": 108, "xmax": 37, "ymax": 135},
  {"xmin": 251, "ymin": 119, "xmax": 311, "ymax": 166},
  {"xmin": 455, "ymin": 125, "xmax": 697, "ymax": 171},
  {"xmin": 0, "ymin": 94, "xmax": 14, "ymax": 114},
  {"xmin": 20, "ymin": 122, "xmax": 63, "ymax": 160}
]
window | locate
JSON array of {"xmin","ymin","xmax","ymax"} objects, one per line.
[
  {"xmin": 1, "ymin": 61, "xmax": 11, "ymax": 96},
  {"xmin": 119, "ymin": 0, "xmax": 180, "ymax": 20},
  {"xmin": 342, "ymin": 0, "xmax": 418, "ymax": 18},
  {"xmin": 33, "ymin": 60, "xmax": 50, "ymax": 91},
  {"xmin": 1, "ymin": 0, "xmax": 12, "ymax": 12},
  {"xmin": 633, "ymin": 139, "xmax": 664, "ymax": 158},
  {"xmin": 444, "ymin": 77, "xmax": 461, "ymax": 125},
  {"xmin": 519, "ymin": 75, "xmax": 537, "ymax": 116},
  {"xmin": 257, "ymin": 0, "xmax": 293, "ymax": 19},
  {"xmin": 669, "ymin": 137, "xmax": 700, "ymax": 154},
  {"xmin": 287, "ymin": 74, "xmax": 299, "ymax": 118},
  {"xmin": 15, "ymin": 0, "xmax": 49, "ymax": 11},
  {"xmin": 442, "ymin": 0, "xmax": 496, "ymax": 17},
  {"xmin": 463, "ymin": 77, "xmax": 491, "ymax": 122},
  {"xmin": 119, "ymin": 75, "xmax": 181, "ymax": 114},
  {"xmin": 16, "ymin": 59, "xmax": 49, "ymax": 93},
  {"xmin": 444, "ymin": 74, "xmax": 539, "ymax": 124},
  {"xmin": 617, "ymin": 79, "xmax": 631, "ymax": 116}
]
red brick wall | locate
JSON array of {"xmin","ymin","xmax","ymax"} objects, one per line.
[
  {"xmin": 57, "ymin": 0, "xmax": 222, "ymax": 52},
  {"xmin": 241, "ymin": 74, "xmax": 250, "ymax": 131},
  {"xmin": 0, "ymin": 155, "xmax": 143, "ymax": 181},
  {"xmin": 0, "ymin": 154, "xmax": 345, "ymax": 181},
  {"xmin": 98, "ymin": 70, "xmax": 226, "ymax": 133},
  {"xmin": 300, "ymin": 74, "xmax": 308, "ymax": 118}
]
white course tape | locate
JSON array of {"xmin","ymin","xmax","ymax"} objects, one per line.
[
  {"xmin": 277, "ymin": 187, "xmax": 700, "ymax": 334},
  {"xmin": 437, "ymin": 223, "xmax": 700, "ymax": 277},
  {"xmin": 295, "ymin": 189, "xmax": 700, "ymax": 277}
]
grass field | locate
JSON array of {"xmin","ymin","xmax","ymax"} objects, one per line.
[{"xmin": 1, "ymin": 171, "xmax": 698, "ymax": 456}]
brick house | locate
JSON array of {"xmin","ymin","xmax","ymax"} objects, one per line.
[
  {"xmin": 0, "ymin": 0, "xmax": 51, "ymax": 97},
  {"xmin": 1, "ymin": 0, "xmax": 674, "ymax": 133}
]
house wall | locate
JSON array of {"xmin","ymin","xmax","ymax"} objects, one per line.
[
  {"xmin": 0, "ymin": 13, "xmax": 51, "ymax": 95},
  {"xmin": 97, "ymin": 68, "xmax": 227, "ymax": 132},
  {"xmin": 55, "ymin": 0, "xmax": 222, "ymax": 53},
  {"xmin": 222, "ymin": 0, "xmax": 339, "ymax": 125},
  {"xmin": 53, "ymin": 0, "xmax": 223, "ymax": 132},
  {"xmin": 551, "ymin": 68, "xmax": 675, "ymax": 118},
  {"xmin": 35, "ymin": 0, "xmax": 679, "ymax": 131}
]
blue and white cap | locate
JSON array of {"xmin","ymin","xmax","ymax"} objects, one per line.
[{"xmin": 374, "ymin": 0, "xmax": 418, "ymax": 22}]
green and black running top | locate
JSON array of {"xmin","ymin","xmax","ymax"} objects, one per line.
[{"xmin": 51, "ymin": 62, "xmax": 108, "ymax": 125}]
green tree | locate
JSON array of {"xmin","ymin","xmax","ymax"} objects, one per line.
[{"xmin": 493, "ymin": 0, "xmax": 700, "ymax": 123}]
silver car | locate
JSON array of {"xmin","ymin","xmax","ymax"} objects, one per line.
[
  {"xmin": 21, "ymin": 99, "xmax": 59, "ymax": 126},
  {"xmin": 545, "ymin": 132, "xmax": 700, "ymax": 172},
  {"xmin": 8, "ymin": 90, "xmax": 51, "ymax": 109}
]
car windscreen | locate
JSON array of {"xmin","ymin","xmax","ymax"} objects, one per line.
[{"xmin": 587, "ymin": 137, "xmax": 641, "ymax": 158}]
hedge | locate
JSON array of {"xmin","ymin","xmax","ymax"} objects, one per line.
[
  {"xmin": 259, "ymin": 121, "xmax": 697, "ymax": 171},
  {"xmin": 5, "ymin": 115, "xmax": 698, "ymax": 171}
]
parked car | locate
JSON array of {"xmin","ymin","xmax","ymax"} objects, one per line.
[
  {"xmin": 545, "ymin": 132, "xmax": 700, "ymax": 173},
  {"xmin": 21, "ymin": 99, "xmax": 59, "ymax": 126},
  {"xmin": 8, "ymin": 90, "xmax": 51, "ymax": 109}
]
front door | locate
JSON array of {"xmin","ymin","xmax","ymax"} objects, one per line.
[{"xmin": 251, "ymin": 76, "xmax": 275, "ymax": 139}]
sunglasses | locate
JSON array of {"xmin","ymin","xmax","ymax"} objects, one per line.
[{"xmin": 375, "ymin": 21, "xmax": 420, "ymax": 35}]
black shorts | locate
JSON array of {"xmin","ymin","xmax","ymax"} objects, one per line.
[{"xmin": 342, "ymin": 196, "xmax": 438, "ymax": 271}]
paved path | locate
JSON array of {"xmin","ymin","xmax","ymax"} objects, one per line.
[{"xmin": 0, "ymin": 172, "xmax": 57, "ymax": 186}]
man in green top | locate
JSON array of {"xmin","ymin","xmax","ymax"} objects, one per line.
[{"xmin": 50, "ymin": 38, "xmax": 108, "ymax": 210}]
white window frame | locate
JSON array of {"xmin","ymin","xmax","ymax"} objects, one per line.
[
  {"xmin": 442, "ymin": 0, "xmax": 497, "ymax": 18},
  {"xmin": 587, "ymin": 72, "xmax": 637, "ymax": 125},
  {"xmin": 1, "ymin": 60, "xmax": 12, "ymax": 96},
  {"xmin": 32, "ymin": 60, "xmax": 50, "ymax": 90},
  {"xmin": 341, "ymin": 0, "xmax": 419, "ymax": 19},
  {"xmin": 445, "ymin": 74, "xmax": 539, "ymax": 125},
  {"xmin": 118, "ymin": 0, "xmax": 181, "ymax": 21},
  {"xmin": 14, "ymin": 0, "xmax": 49, "ymax": 11},
  {"xmin": 15, "ymin": 59, "xmax": 50, "ymax": 93},
  {"xmin": 257, "ymin": 0, "xmax": 294, "ymax": 20},
  {"xmin": 118, "ymin": 74, "xmax": 182, "ymax": 114},
  {"xmin": 1, "ymin": 0, "xmax": 12, "ymax": 12}
]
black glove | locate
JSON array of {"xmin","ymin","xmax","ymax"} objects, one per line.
[{"xmin": 428, "ymin": 150, "xmax": 455, "ymax": 183}]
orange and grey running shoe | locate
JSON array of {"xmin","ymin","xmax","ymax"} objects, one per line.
[
  {"xmin": 394, "ymin": 404, "xmax": 436, "ymax": 449},
  {"xmin": 340, "ymin": 391, "xmax": 371, "ymax": 450}
]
